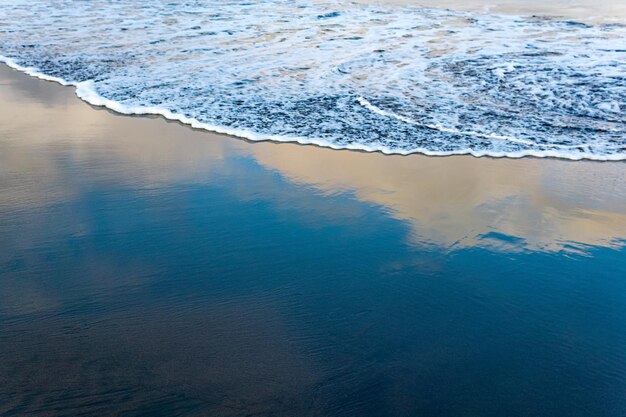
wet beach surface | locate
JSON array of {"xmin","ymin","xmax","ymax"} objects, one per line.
[{"xmin": 1, "ymin": 65, "xmax": 626, "ymax": 416}]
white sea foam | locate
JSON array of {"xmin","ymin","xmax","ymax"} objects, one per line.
[
  {"xmin": 1, "ymin": 0, "xmax": 624, "ymax": 160},
  {"xmin": 0, "ymin": 56, "xmax": 71, "ymax": 86}
]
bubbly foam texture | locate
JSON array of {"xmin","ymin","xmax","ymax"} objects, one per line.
[{"xmin": 1, "ymin": 0, "xmax": 625, "ymax": 159}]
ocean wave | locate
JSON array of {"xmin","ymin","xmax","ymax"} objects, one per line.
[{"xmin": 1, "ymin": 0, "xmax": 625, "ymax": 160}]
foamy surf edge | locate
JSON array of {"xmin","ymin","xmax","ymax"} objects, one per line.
[{"xmin": 1, "ymin": 55, "xmax": 624, "ymax": 161}]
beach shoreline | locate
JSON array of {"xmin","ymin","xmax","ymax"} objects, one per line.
[
  {"xmin": 3, "ymin": 58, "xmax": 624, "ymax": 162},
  {"xmin": 2, "ymin": 45, "xmax": 626, "ymax": 417},
  {"xmin": 2, "ymin": 63, "xmax": 625, "ymax": 253}
]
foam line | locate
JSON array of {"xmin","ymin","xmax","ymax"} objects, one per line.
[
  {"xmin": 1, "ymin": 0, "xmax": 624, "ymax": 163},
  {"xmin": 357, "ymin": 97, "xmax": 626, "ymax": 152},
  {"xmin": 2, "ymin": 55, "xmax": 624, "ymax": 161},
  {"xmin": 357, "ymin": 97, "xmax": 537, "ymax": 146}
]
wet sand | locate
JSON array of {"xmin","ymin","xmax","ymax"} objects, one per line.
[
  {"xmin": 2, "ymin": 64, "xmax": 625, "ymax": 254},
  {"xmin": 1, "ymin": 63, "xmax": 626, "ymax": 416}
]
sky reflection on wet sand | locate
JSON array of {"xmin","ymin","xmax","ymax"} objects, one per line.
[{"xmin": 1, "ymin": 65, "xmax": 626, "ymax": 416}]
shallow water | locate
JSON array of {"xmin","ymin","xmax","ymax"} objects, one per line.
[
  {"xmin": 1, "ymin": 65, "xmax": 626, "ymax": 416},
  {"xmin": 1, "ymin": 0, "xmax": 625, "ymax": 159}
]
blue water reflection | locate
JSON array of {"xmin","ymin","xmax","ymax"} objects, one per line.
[{"xmin": 1, "ymin": 66, "xmax": 625, "ymax": 417}]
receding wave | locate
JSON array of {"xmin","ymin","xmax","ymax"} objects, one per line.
[{"xmin": 1, "ymin": 0, "xmax": 625, "ymax": 160}]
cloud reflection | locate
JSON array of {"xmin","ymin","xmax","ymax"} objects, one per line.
[
  {"xmin": 2, "ymin": 64, "xmax": 625, "ymax": 256},
  {"xmin": 250, "ymin": 138, "xmax": 626, "ymax": 253}
]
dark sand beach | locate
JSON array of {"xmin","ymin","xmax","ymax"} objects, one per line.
[{"xmin": 1, "ymin": 61, "xmax": 626, "ymax": 417}]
